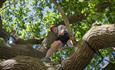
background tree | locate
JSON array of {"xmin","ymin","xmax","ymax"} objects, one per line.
[{"xmin": 0, "ymin": 0, "xmax": 115, "ymax": 70}]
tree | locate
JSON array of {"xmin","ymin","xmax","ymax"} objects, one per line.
[
  {"xmin": 0, "ymin": 0, "xmax": 115, "ymax": 70},
  {"xmin": 62, "ymin": 24, "xmax": 115, "ymax": 70}
]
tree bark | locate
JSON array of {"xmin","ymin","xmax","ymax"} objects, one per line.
[
  {"xmin": 0, "ymin": 1, "xmax": 114, "ymax": 70},
  {"xmin": 0, "ymin": 24, "xmax": 115, "ymax": 70},
  {"xmin": 0, "ymin": 44, "xmax": 45, "ymax": 59},
  {"xmin": 15, "ymin": 38, "xmax": 44, "ymax": 45},
  {"xmin": 0, "ymin": 56, "xmax": 47, "ymax": 70},
  {"xmin": 62, "ymin": 24, "xmax": 115, "ymax": 70}
]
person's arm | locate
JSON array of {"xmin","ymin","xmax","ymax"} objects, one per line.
[{"xmin": 58, "ymin": 25, "xmax": 65, "ymax": 35}]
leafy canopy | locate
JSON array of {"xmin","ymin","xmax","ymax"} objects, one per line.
[{"xmin": 0, "ymin": 0, "xmax": 115, "ymax": 69}]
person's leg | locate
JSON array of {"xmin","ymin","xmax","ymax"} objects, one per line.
[{"xmin": 45, "ymin": 40, "xmax": 62, "ymax": 59}]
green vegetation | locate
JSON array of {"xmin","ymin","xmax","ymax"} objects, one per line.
[{"xmin": 0, "ymin": 0, "xmax": 115, "ymax": 69}]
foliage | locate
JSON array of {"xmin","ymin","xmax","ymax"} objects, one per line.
[{"xmin": 0, "ymin": 0, "xmax": 115, "ymax": 69}]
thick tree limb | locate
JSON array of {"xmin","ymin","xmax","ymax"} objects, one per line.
[
  {"xmin": 62, "ymin": 24, "xmax": 115, "ymax": 70},
  {"xmin": 15, "ymin": 38, "xmax": 44, "ymax": 45},
  {"xmin": 0, "ymin": 56, "xmax": 62, "ymax": 70},
  {"xmin": 1, "ymin": 24, "xmax": 115, "ymax": 70},
  {"xmin": 0, "ymin": 44, "xmax": 45, "ymax": 59},
  {"xmin": 0, "ymin": 56, "xmax": 47, "ymax": 70}
]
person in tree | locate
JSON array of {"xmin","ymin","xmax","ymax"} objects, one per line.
[{"xmin": 44, "ymin": 24, "xmax": 70, "ymax": 61}]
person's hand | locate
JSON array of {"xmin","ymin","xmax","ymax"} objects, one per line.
[
  {"xmin": 58, "ymin": 30, "xmax": 64, "ymax": 35},
  {"xmin": 112, "ymin": 47, "xmax": 115, "ymax": 50}
]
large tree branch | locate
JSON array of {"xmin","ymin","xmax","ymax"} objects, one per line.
[
  {"xmin": 62, "ymin": 24, "xmax": 115, "ymax": 70},
  {"xmin": 1, "ymin": 24, "xmax": 115, "ymax": 70},
  {"xmin": 0, "ymin": 56, "xmax": 47, "ymax": 70},
  {"xmin": 0, "ymin": 43, "xmax": 45, "ymax": 59},
  {"xmin": 0, "ymin": 56, "xmax": 60, "ymax": 70},
  {"xmin": 15, "ymin": 38, "xmax": 44, "ymax": 45}
]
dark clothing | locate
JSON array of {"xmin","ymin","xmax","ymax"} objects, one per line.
[{"xmin": 56, "ymin": 31, "xmax": 69, "ymax": 45}]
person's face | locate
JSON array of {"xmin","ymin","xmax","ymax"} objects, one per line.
[{"xmin": 52, "ymin": 27, "xmax": 57, "ymax": 33}]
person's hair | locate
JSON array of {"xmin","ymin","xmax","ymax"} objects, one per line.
[{"xmin": 50, "ymin": 25, "xmax": 57, "ymax": 32}]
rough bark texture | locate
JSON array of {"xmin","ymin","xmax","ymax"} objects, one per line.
[
  {"xmin": 0, "ymin": 56, "xmax": 46, "ymax": 70},
  {"xmin": 15, "ymin": 38, "xmax": 44, "ymax": 44},
  {"xmin": 0, "ymin": 1, "xmax": 114, "ymax": 70},
  {"xmin": 0, "ymin": 44, "xmax": 45, "ymax": 59},
  {"xmin": 62, "ymin": 24, "xmax": 115, "ymax": 70},
  {"xmin": 0, "ymin": 24, "xmax": 115, "ymax": 70}
]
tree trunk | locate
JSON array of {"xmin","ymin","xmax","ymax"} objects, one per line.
[
  {"xmin": 0, "ymin": 24, "xmax": 115, "ymax": 70},
  {"xmin": 62, "ymin": 24, "xmax": 115, "ymax": 70},
  {"xmin": 1, "ymin": 2, "xmax": 115, "ymax": 70}
]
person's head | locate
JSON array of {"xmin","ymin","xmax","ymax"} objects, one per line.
[{"xmin": 50, "ymin": 25, "xmax": 58, "ymax": 33}]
